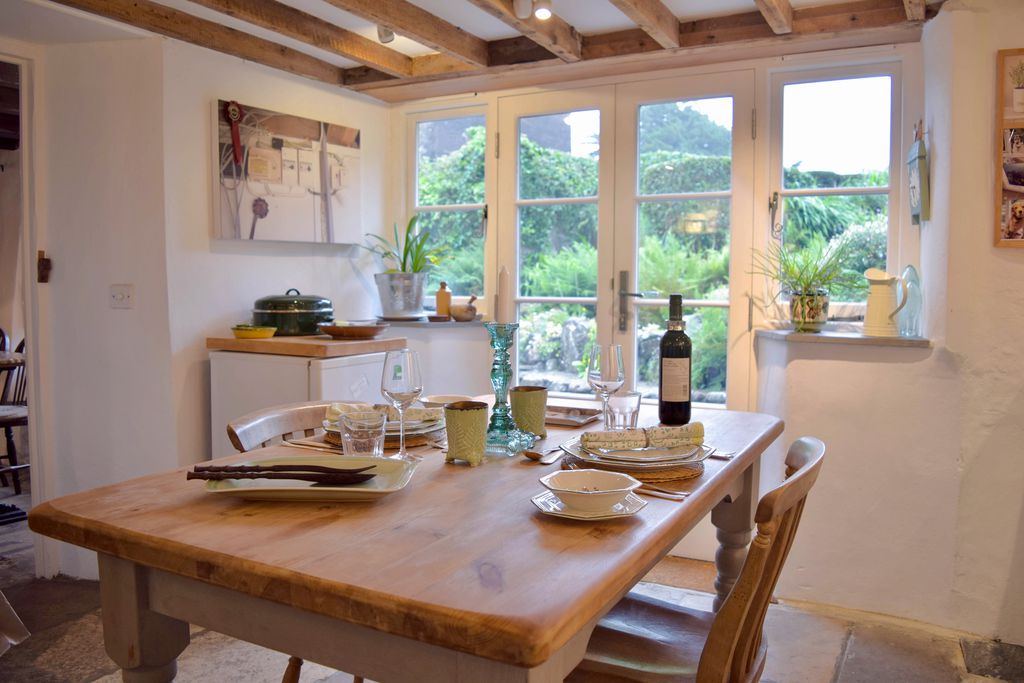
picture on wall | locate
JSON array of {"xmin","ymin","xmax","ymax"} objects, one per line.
[
  {"xmin": 995, "ymin": 50, "xmax": 1024, "ymax": 247},
  {"xmin": 215, "ymin": 99, "xmax": 362, "ymax": 244}
]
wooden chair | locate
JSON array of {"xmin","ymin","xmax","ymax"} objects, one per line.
[
  {"xmin": 226, "ymin": 400, "xmax": 336, "ymax": 453},
  {"xmin": 225, "ymin": 400, "xmax": 365, "ymax": 683},
  {"xmin": 0, "ymin": 328, "xmax": 8, "ymax": 352},
  {"xmin": 568, "ymin": 436, "xmax": 826, "ymax": 683},
  {"xmin": 0, "ymin": 340, "xmax": 28, "ymax": 495}
]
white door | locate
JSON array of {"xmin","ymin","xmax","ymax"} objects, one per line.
[
  {"xmin": 497, "ymin": 73, "xmax": 754, "ymax": 409},
  {"xmin": 613, "ymin": 71, "xmax": 755, "ymax": 409},
  {"xmin": 496, "ymin": 86, "xmax": 616, "ymax": 397}
]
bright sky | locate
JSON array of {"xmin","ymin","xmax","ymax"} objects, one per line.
[{"xmin": 559, "ymin": 75, "xmax": 891, "ymax": 175}]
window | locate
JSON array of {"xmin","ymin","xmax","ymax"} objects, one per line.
[
  {"xmin": 412, "ymin": 113, "xmax": 487, "ymax": 297},
  {"xmin": 772, "ymin": 69, "xmax": 898, "ymax": 306}
]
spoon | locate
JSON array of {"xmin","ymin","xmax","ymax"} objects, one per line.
[{"xmin": 523, "ymin": 447, "xmax": 562, "ymax": 465}]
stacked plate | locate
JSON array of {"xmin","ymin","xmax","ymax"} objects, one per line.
[
  {"xmin": 559, "ymin": 436, "xmax": 711, "ymax": 473},
  {"xmin": 323, "ymin": 418, "xmax": 445, "ymax": 446}
]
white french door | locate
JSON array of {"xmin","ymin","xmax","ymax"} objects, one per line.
[
  {"xmin": 497, "ymin": 72, "xmax": 754, "ymax": 409},
  {"xmin": 496, "ymin": 87, "xmax": 616, "ymax": 397},
  {"xmin": 612, "ymin": 71, "xmax": 755, "ymax": 410}
]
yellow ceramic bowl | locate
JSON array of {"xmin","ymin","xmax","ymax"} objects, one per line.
[{"xmin": 232, "ymin": 326, "xmax": 277, "ymax": 339}]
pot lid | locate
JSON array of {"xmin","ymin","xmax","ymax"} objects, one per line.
[{"xmin": 254, "ymin": 288, "xmax": 333, "ymax": 312}]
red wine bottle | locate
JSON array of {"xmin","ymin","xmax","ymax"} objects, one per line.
[{"xmin": 659, "ymin": 294, "xmax": 692, "ymax": 425}]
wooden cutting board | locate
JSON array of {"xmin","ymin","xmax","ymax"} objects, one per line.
[{"xmin": 206, "ymin": 335, "xmax": 406, "ymax": 358}]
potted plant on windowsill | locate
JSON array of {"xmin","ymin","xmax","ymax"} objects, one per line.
[
  {"xmin": 751, "ymin": 238, "xmax": 861, "ymax": 332},
  {"xmin": 364, "ymin": 216, "xmax": 447, "ymax": 319}
]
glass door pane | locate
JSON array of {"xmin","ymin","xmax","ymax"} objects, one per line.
[
  {"xmin": 614, "ymin": 73, "xmax": 754, "ymax": 410},
  {"xmin": 497, "ymin": 89, "xmax": 614, "ymax": 397}
]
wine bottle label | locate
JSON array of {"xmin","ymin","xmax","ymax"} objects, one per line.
[{"xmin": 661, "ymin": 358, "xmax": 691, "ymax": 402}]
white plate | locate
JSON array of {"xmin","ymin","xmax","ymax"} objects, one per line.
[
  {"xmin": 323, "ymin": 420, "xmax": 445, "ymax": 437},
  {"xmin": 560, "ymin": 437, "xmax": 711, "ymax": 471},
  {"xmin": 202, "ymin": 456, "xmax": 417, "ymax": 502},
  {"xmin": 531, "ymin": 491, "xmax": 646, "ymax": 520},
  {"xmin": 586, "ymin": 444, "xmax": 701, "ymax": 463}
]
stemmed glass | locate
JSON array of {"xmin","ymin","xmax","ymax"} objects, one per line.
[
  {"xmin": 380, "ymin": 349, "xmax": 423, "ymax": 459},
  {"xmin": 587, "ymin": 344, "xmax": 625, "ymax": 430}
]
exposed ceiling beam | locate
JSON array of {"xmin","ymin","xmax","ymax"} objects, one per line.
[
  {"xmin": 607, "ymin": 0, "xmax": 680, "ymax": 48},
  {"xmin": 902, "ymin": 0, "xmax": 926, "ymax": 20},
  {"xmin": 318, "ymin": 0, "xmax": 490, "ymax": 67},
  {"xmin": 354, "ymin": 0, "xmax": 919, "ymax": 101},
  {"xmin": 186, "ymin": 0, "xmax": 413, "ymax": 77},
  {"xmin": 47, "ymin": 0, "xmax": 345, "ymax": 86},
  {"xmin": 462, "ymin": 0, "xmax": 583, "ymax": 62},
  {"xmin": 754, "ymin": 0, "xmax": 794, "ymax": 34}
]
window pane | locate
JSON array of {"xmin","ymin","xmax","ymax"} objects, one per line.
[
  {"xmin": 638, "ymin": 97, "xmax": 732, "ymax": 195},
  {"xmin": 518, "ymin": 303, "xmax": 596, "ymax": 396},
  {"xmin": 519, "ymin": 110, "xmax": 599, "ymax": 200},
  {"xmin": 417, "ymin": 209, "xmax": 485, "ymax": 298},
  {"xmin": 782, "ymin": 195, "xmax": 887, "ymax": 302},
  {"xmin": 783, "ymin": 76, "xmax": 891, "ymax": 189},
  {"xmin": 636, "ymin": 305, "xmax": 726, "ymax": 405},
  {"xmin": 519, "ymin": 203, "xmax": 598, "ymax": 298},
  {"xmin": 637, "ymin": 198, "xmax": 730, "ymax": 300},
  {"xmin": 416, "ymin": 115, "xmax": 485, "ymax": 205}
]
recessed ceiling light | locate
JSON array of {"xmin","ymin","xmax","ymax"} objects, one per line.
[
  {"xmin": 534, "ymin": 0, "xmax": 552, "ymax": 21},
  {"xmin": 377, "ymin": 26, "xmax": 395, "ymax": 43}
]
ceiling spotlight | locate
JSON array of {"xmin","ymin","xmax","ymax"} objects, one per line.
[
  {"xmin": 513, "ymin": 0, "xmax": 532, "ymax": 20},
  {"xmin": 377, "ymin": 25, "xmax": 395, "ymax": 43},
  {"xmin": 533, "ymin": 0, "xmax": 552, "ymax": 21}
]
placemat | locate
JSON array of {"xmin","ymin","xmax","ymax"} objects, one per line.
[{"xmin": 560, "ymin": 453, "xmax": 703, "ymax": 483}]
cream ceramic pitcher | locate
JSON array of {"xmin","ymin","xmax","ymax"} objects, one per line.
[{"xmin": 863, "ymin": 268, "xmax": 908, "ymax": 337}]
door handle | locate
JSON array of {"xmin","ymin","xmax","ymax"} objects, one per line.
[{"xmin": 618, "ymin": 271, "xmax": 657, "ymax": 332}]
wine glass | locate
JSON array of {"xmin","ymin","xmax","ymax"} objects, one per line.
[
  {"xmin": 587, "ymin": 344, "xmax": 625, "ymax": 430},
  {"xmin": 380, "ymin": 349, "xmax": 423, "ymax": 459}
]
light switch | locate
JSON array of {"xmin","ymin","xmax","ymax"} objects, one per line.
[{"xmin": 109, "ymin": 284, "xmax": 134, "ymax": 309}]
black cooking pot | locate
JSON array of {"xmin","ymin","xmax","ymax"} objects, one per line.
[{"xmin": 252, "ymin": 289, "xmax": 334, "ymax": 336}]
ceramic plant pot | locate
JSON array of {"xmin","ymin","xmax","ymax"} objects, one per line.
[{"xmin": 789, "ymin": 291, "xmax": 829, "ymax": 332}]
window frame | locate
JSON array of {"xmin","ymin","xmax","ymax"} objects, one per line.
[
  {"xmin": 766, "ymin": 61, "xmax": 905, "ymax": 321},
  {"xmin": 404, "ymin": 105, "xmax": 490, "ymax": 307}
]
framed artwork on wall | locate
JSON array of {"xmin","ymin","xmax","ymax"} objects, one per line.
[
  {"xmin": 995, "ymin": 49, "xmax": 1024, "ymax": 247},
  {"xmin": 214, "ymin": 99, "xmax": 362, "ymax": 244}
]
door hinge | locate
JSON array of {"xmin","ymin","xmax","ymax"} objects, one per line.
[
  {"xmin": 751, "ymin": 108, "xmax": 757, "ymax": 140},
  {"xmin": 495, "ymin": 131, "xmax": 500, "ymax": 159},
  {"xmin": 747, "ymin": 294, "xmax": 754, "ymax": 332}
]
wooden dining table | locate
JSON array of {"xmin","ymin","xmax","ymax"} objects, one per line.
[{"xmin": 29, "ymin": 405, "xmax": 782, "ymax": 682}]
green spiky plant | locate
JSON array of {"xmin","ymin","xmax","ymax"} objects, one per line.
[
  {"xmin": 363, "ymin": 215, "xmax": 447, "ymax": 273},
  {"xmin": 751, "ymin": 237, "xmax": 862, "ymax": 331}
]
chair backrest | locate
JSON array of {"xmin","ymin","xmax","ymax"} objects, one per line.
[
  {"xmin": 226, "ymin": 400, "xmax": 335, "ymax": 452},
  {"xmin": 698, "ymin": 436, "xmax": 825, "ymax": 683},
  {"xmin": 1, "ymin": 339, "xmax": 27, "ymax": 406}
]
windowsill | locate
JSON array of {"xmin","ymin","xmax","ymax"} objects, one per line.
[
  {"xmin": 381, "ymin": 318, "xmax": 486, "ymax": 328},
  {"xmin": 755, "ymin": 326, "xmax": 930, "ymax": 348}
]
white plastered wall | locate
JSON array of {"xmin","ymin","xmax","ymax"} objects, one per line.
[
  {"xmin": 160, "ymin": 41, "xmax": 391, "ymax": 466},
  {"xmin": 765, "ymin": 0, "xmax": 1024, "ymax": 644}
]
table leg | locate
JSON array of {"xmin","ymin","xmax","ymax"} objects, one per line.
[
  {"xmin": 99, "ymin": 554, "xmax": 190, "ymax": 682},
  {"xmin": 710, "ymin": 458, "xmax": 760, "ymax": 612}
]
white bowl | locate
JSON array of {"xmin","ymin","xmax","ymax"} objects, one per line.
[
  {"xmin": 420, "ymin": 394, "xmax": 474, "ymax": 408},
  {"xmin": 539, "ymin": 470, "xmax": 642, "ymax": 513}
]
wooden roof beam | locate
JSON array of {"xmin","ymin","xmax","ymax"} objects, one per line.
[
  {"xmin": 318, "ymin": 0, "xmax": 490, "ymax": 67},
  {"xmin": 47, "ymin": 0, "xmax": 345, "ymax": 86},
  {"xmin": 186, "ymin": 0, "xmax": 413, "ymax": 77},
  {"xmin": 754, "ymin": 0, "xmax": 794, "ymax": 34},
  {"xmin": 607, "ymin": 0, "xmax": 680, "ymax": 48},
  {"xmin": 463, "ymin": 0, "xmax": 582, "ymax": 62},
  {"xmin": 902, "ymin": 0, "xmax": 926, "ymax": 20}
]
